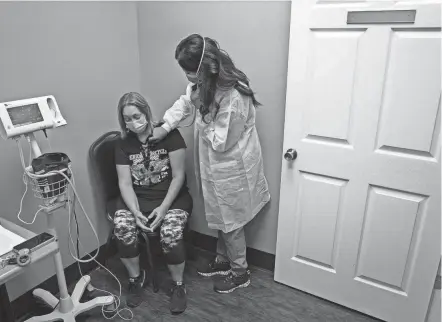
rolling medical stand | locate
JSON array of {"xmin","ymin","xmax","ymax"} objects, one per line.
[{"xmin": 0, "ymin": 96, "xmax": 114, "ymax": 321}]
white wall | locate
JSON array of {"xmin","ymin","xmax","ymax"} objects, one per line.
[
  {"xmin": 137, "ymin": 1, "xmax": 291, "ymax": 254},
  {"xmin": 0, "ymin": 1, "xmax": 140, "ymax": 300}
]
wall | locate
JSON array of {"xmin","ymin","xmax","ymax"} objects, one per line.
[
  {"xmin": 137, "ymin": 1, "xmax": 291, "ymax": 254},
  {"xmin": 0, "ymin": 2, "xmax": 140, "ymax": 300}
]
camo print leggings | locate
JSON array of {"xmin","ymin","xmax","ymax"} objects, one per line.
[{"xmin": 113, "ymin": 209, "xmax": 189, "ymax": 265}]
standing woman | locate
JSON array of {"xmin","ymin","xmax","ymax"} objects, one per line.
[{"xmin": 150, "ymin": 34, "xmax": 270, "ymax": 294}]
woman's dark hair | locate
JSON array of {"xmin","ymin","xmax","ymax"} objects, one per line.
[{"xmin": 175, "ymin": 34, "xmax": 261, "ymax": 122}]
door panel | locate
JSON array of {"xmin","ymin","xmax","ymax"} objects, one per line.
[{"xmin": 275, "ymin": 1, "xmax": 441, "ymax": 321}]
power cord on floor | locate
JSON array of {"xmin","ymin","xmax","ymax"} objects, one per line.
[{"xmin": 67, "ymin": 183, "xmax": 133, "ymax": 320}]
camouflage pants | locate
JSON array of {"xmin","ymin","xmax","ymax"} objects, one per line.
[{"xmin": 113, "ymin": 209, "xmax": 189, "ymax": 264}]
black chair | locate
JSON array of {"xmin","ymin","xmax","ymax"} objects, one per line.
[{"xmin": 89, "ymin": 131, "xmax": 161, "ymax": 292}]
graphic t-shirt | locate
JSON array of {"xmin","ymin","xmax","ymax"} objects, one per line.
[{"xmin": 114, "ymin": 129, "xmax": 192, "ymax": 213}]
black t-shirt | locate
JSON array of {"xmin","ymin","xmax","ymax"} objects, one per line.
[{"xmin": 115, "ymin": 129, "xmax": 192, "ymax": 214}]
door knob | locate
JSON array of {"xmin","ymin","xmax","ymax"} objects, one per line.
[{"xmin": 284, "ymin": 148, "xmax": 297, "ymax": 161}]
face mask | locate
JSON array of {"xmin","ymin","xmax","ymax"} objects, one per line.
[
  {"xmin": 126, "ymin": 115, "xmax": 148, "ymax": 133},
  {"xmin": 186, "ymin": 73, "xmax": 198, "ymax": 84}
]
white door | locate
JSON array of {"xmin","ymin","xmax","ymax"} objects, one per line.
[{"xmin": 275, "ymin": 1, "xmax": 441, "ymax": 322}]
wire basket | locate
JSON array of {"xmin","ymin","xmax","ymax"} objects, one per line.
[{"xmin": 25, "ymin": 166, "xmax": 71, "ymax": 206}]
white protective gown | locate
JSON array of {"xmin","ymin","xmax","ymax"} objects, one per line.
[{"xmin": 162, "ymin": 83, "xmax": 270, "ymax": 233}]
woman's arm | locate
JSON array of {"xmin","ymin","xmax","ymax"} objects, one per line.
[
  {"xmin": 162, "ymin": 83, "xmax": 195, "ymax": 132},
  {"xmin": 150, "ymin": 83, "xmax": 195, "ymax": 143},
  {"xmin": 148, "ymin": 148, "xmax": 186, "ymax": 230},
  {"xmin": 201, "ymin": 92, "xmax": 249, "ymax": 152},
  {"xmin": 116, "ymin": 164, "xmax": 150, "ymax": 230}
]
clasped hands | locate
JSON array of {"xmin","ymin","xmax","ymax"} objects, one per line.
[{"xmin": 134, "ymin": 206, "xmax": 167, "ymax": 232}]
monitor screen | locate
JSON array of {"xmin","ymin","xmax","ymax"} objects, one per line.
[{"xmin": 7, "ymin": 103, "xmax": 44, "ymax": 127}]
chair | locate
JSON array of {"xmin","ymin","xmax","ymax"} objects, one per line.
[{"xmin": 88, "ymin": 131, "xmax": 161, "ymax": 292}]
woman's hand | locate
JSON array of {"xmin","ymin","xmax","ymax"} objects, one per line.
[
  {"xmin": 148, "ymin": 206, "xmax": 167, "ymax": 231},
  {"xmin": 134, "ymin": 211, "xmax": 151, "ymax": 232},
  {"xmin": 149, "ymin": 127, "xmax": 168, "ymax": 144}
]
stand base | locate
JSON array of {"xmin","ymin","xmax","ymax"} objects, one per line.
[{"xmin": 24, "ymin": 275, "xmax": 114, "ymax": 322}]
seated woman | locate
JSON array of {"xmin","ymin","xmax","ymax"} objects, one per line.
[{"xmin": 113, "ymin": 92, "xmax": 193, "ymax": 314}]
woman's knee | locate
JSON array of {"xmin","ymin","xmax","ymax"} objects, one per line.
[
  {"xmin": 113, "ymin": 209, "xmax": 138, "ymax": 246},
  {"xmin": 160, "ymin": 210, "xmax": 189, "ymax": 263},
  {"xmin": 160, "ymin": 210, "xmax": 188, "ymax": 249}
]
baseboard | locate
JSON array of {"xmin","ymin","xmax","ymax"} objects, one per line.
[
  {"xmin": 189, "ymin": 230, "xmax": 276, "ymax": 272},
  {"xmin": 11, "ymin": 243, "xmax": 113, "ymax": 320}
]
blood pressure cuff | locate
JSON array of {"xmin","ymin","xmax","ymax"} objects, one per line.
[{"xmin": 31, "ymin": 153, "xmax": 71, "ymax": 198}]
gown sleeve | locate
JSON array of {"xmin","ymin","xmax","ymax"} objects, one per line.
[{"xmin": 161, "ymin": 83, "xmax": 196, "ymax": 132}]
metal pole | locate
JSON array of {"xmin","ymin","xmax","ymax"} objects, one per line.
[
  {"xmin": 27, "ymin": 133, "xmax": 74, "ymax": 313},
  {"xmin": 45, "ymin": 208, "xmax": 74, "ymax": 313}
]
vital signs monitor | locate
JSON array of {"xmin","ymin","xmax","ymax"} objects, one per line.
[{"xmin": 0, "ymin": 95, "xmax": 66, "ymax": 139}]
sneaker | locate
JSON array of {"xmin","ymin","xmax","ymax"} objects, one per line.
[
  {"xmin": 126, "ymin": 270, "xmax": 146, "ymax": 308},
  {"xmin": 213, "ymin": 270, "xmax": 251, "ymax": 294},
  {"xmin": 197, "ymin": 259, "xmax": 231, "ymax": 277},
  {"xmin": 170, "ymin": 282, "xmax": 187, "ymax": 314}
]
